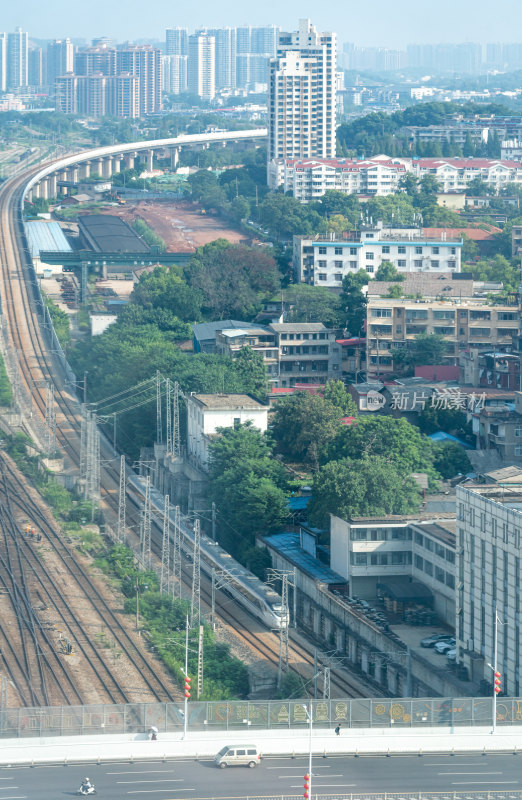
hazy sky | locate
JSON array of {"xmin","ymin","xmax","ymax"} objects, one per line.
[{"xmin": 4, "ymin": 0, "xmax": 522, "ymax": 47}]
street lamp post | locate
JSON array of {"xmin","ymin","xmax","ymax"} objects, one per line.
[{"xmin": 302, "ymin": 702, "xmax": 313, "ymax": 800}]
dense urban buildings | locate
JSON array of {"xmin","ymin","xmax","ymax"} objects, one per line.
[{"xmin": 268, "ymin": 19, "xmax": 337, "ymax": 163}]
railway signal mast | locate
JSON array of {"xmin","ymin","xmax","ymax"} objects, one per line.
[
  {"xmin": 172, "ymin": 505, "xmax": 182, "ymax": 599},
  {"xmin": 140, "ymin": 475, "xmax": 152, "ymax": 569}
]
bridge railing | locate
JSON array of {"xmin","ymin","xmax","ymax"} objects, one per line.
[{"xmin": 2, "ymin": 696, "xmax": 522, "ymax": 739}]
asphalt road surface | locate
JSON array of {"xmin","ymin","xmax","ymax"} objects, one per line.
[{"xmin": 3, "ymin": 752, "xmax": 522, "ymax": 799}]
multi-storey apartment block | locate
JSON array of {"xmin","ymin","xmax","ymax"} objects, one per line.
[
  {"xmin": 214, "ymin": 322, "xmax": 341, "ymax": 388},
  {"xmin": 366, "ymin": 298, "xmax": 518, "ymax": 378},
  {"xmin": 294, "ymin": 225, "xmax": 462, "ymax": 287},
  {"xmin": 456, "ymin": 482, "xmax": 522, "ymax": 694},
  {"xmin": 268, "ymin": 156, "xmax": 407, "ymax": 196}
]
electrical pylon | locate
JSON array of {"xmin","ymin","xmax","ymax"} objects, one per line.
[
  {"xmin": 117, "ymin": 454, "xmax": 126, "ymax": 542},
  {"xmin": 160, "ymin": 494, "xmax": 170, "ymax": 594},
  {"xmin": 172, "ymin": 505, "xmax": 182, "ymax": 599},
  {"xmin": 142, "ymin": 476, "xmax": 152, "ymax": 570},
  {"xmin": 165, "ymin": 378, "xmax": 172, "ymax": 453},
  {"xmin": 173, "ymin": 381, "xmax": 180, "ymax": 456},
  {"xmin": 156, "ymin": 370, "xmax": 163, "ymax": 444},
  {"xmin": 190, "ymin": 518, "xmax": 201, "ymax": 627},
  {"xmin": 45, "ymin": 382, "xmax": 56, "ymax": 454}
]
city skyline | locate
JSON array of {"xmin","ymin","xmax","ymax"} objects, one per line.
[{"xmin": 2, "ymin": 0, "xmax": 522, "ymax": 49}]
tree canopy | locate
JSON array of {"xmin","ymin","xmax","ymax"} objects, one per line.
[
  {"xmin": 184, "ymin": 239, "xmax": 281, "ymax": 320},
  {"xmin": 308, "ymin": 456, "xmax": 422, "ymax": 528}
]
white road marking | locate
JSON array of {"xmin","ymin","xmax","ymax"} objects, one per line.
[
  {"xmin": 291, "ymin": 784, "xmax": 356, "ymax": 789},
  {"xmin": 280, "ymin": 774, "xmax": 343, "ymax": 779},
  {"xmin": 267, "ymin": 765, "xmax": 331, "ymax": 769},
  {"xmin": 440, "ymin": 772, "xmax": 502, "ymax": 775},
  {"xmin": 126, "ymin": 790, "xmax": 195, "ymax": 795},
  {"xmin": 118, "ymin": 780, "xmax": 183, "ymax": 784},
  {"xmin": 427, "ymin": 763, "xmax": 488, "ymax": 766},
  {"xmin": 108, "ymin": 771, "xmax": 178, "ymax": 775},
  {"xmin": 451, "ymin": 782, "xmax": 518, "ymax": 786}
]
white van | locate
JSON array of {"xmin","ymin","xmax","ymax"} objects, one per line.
[{"xmin": 214, "ymin": 745, "xmax": 261, "ymax": 768}]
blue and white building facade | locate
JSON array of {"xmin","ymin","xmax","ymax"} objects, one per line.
[{"xmin": 294, "ymin": 224, "xmax": 462, "ymax": 287}]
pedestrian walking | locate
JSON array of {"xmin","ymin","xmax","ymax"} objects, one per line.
[{"xmin": 334, "ymin": 723, "xmax": 341, "ymax": 736}]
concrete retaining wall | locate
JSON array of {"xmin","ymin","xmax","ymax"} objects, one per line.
[{"xmin": 2, "ymin": 726, "xmax": 522, "ymax": 766}]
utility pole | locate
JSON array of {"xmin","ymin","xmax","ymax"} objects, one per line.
[
  {"xmin": 190, "ymin": 518, "xmax": 201, "ymax": 628},
  {"xmin": 172, "ymin": 505, "xmax": 182, "ymax": 599},
  {"xmin": 160, "ymin": 494, "xmax": 170, "ymax": 594},
  {"xmin": 322, "ymin": 666, "xmax": 331, "ymax": 700},
  {"xmin": 211, "ymin": 502, "xmax": 216, "ymax": 541},
  {"xmin": 117, "ymin": 454, "xmax": 126, "ymax": 542},
  {"xmin": 278, "ymin": 572, "xmax": 289, "ymax": 687}
]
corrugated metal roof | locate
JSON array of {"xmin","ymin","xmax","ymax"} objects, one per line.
[
  {"xmin": 264, "ymin": 532, "xmax": 347, "ymax": 586},
  {"xmin": 25, "ymin": 221, "xmax": 73, "ymax": 258}
]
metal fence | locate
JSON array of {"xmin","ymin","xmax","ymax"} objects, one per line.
[{"xmin": 2, "ymin": 696, "xmax": 522, "ymax": 739}]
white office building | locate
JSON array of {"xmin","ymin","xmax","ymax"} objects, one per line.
[
  {"xmin": 186, "ymin": 393, "xmax": 268, "ymax": 470},
  {"xmin": 268, "ymin": 19, "xmax": 336, "ymax": 164},
  {"xmin": 456, "ymin": 483, "xmax": 522, "ymax": 695},
  {"xmin": 188, "ymin": 33, "xmax": 215, "ymax": 101}
]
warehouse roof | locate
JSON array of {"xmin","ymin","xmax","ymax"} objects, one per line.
[
  {"xmin": 78, "ymin": 214, "xmax": 150, "ymax": 253},
  {"xmin": 25, "ymin": 221, "xmax": 72, "ymax": 258}
]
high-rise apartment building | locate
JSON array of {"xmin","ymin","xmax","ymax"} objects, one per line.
[
  {"xmin": 188, "ymin": 34, "xmax": 215, "ymax": 101},
  {"xmin": 75, "ymin": 44, "xmax": 116, "ymax": 76},
  {"xmin": 28, "ymin": 46, "xmax": 44, "ymax": 88},
  {"xmin": 7, "ymin": 27, "xmax": 28, "ymax": 89},
  {"xmin": 200, "ymin": 28, "xmax": 236, "ymax": 90},
  {"xmin": 268, "ymin": 19, "xmax": 336, "ymax": 163},
  {"xmin": 165, "ymin": 27, "xmax": 188, "ymax": 56},
  {"xmin": 236, "ymin": 53, "xmax": 269, "ymax": 90},
  {"xmin": 0, "ymin": 34, "xmax": 7, "ymax": 92},
  {"xmin": 236, "ymin": 25, "xmax": 278, "ymax": 56},
  {"xmin": 162, "ymin": 54, "xmax": 188, "ymax": 95},
  {"xmin": 47, "ymin": 39, "xmax": 74, "ymax": 90},
  {"xmin": 111, "ymin": 73, "xmax": 140, "ymax": 118},
  {"xmin": 116, "ymin": 45, "xmax": 161, "ymax": 115}
]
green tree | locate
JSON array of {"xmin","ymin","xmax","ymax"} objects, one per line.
[
  {"xmin": 463, "ymin": 133, "xmax": 474, "ymax": 157},
  {"xmin": 271, "ymin": 392, "xmax": 344, "ymax": 468},
  {"xmin": 284, "ymin": 284, "xmax": 341, "ymax": 326},
  {"xmin": 326, "ymin": 415, "xmax": 436, "ymax": 476},
  {"xmin": 431, "ymin": 442, "xmax": 472, "ymax": 479},
  {"xmin": 409, "ymin": 332, "xmax": 449, "ymax": 366},
  {"xmin": 208, "ymin": 423, "xmax": 283, "ymax": 485},
  {"xmin": 419, "ymin": 174, "xmax": 441, "ymax": 195},
  {"xmin": 387, "ymin": 284, "xmax": 404, "ymax": 298},
  {"xmin": 117, "ymin": 305, "xmax": 192, "ymax": 339},
  {"xmin": 398, "ymin": 173, "xmax": 419, "ymax": 197},
  {"xmin": 308, "ymin": 456, "xmax": 421, "ymax": 528},
  {"xmin": 418, "ymin": 404, "xmax": 469, "ymax": 438},
  {"xmin": 230, "ymin": 195, "xmax": 251, "ymax": 223},
  {"xmin": 375, "ymin": 260, "xmax": 404, "ymax": 282},
  {"xmin": 185, "ymin": 240, "xmax": 281, "ymax": 320},
  {"xmin": 461, "ymin": 233, "xmax": 479, "ymax": 262},
  {"xmin": 259, "ymin": 193, "xmax": 323, "ymax": 239},
  {"xmin": 322, "ymin": 380, "xmax": 357, "ymax": 416},
  {"xmin": 233, "ymin": 346, "xmax": 268, "ymax": 398},
  {"xmin": 338, "ymin": 271, "xmax": 370, "ymax": 335},
  {"xmin": 131, "ymin": 266, "xmax": 203, "ymax": 322}
]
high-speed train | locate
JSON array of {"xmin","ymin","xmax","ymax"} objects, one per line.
[{"xmin": 126, "ymin": 473, "xmax": 289, "ymax": 630}]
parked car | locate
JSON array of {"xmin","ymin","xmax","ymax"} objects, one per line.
[
  {"xmin": 434, "ymin": 638, "xmax": 456, "ymax": 654},
  {"xmin": 420, "ymin": 634, "xmax": 453, "ymax": 648},
  {"xmin": 446, "ymin": 648, "xmax": 457, "ymax": 662}
]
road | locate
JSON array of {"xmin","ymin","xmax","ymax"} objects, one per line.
[{"xmin": 3, "ymin": 753, "xmax": 522, "ymax": 799}]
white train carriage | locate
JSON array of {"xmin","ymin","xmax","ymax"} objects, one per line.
[{"xmin": 126, "ymin": 474, "xmax": 288, "ymax": 629}]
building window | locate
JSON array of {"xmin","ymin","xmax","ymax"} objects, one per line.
[
  {"xmin": 414, "ymin": 260, "xmax": 423, "ymax": 267},
  {"xmin": 516, "ymin": 446, "xmax": 522, "ymax": 456},
  {"xmin": 515, "ymin": 428, "xmax": 522, "ymax": 437},
  {"xmin": 397, "ymin": 260, "xmax": 406, "ymax": 267},
  {"xmin": 334, "ymin": 260, "xmax": 343, "ymax": 268},
  {"xmin": 233, "ymin": 417, "xmax": 240, "ymax": 428},
  {"xmin": 414, "ymin": 554, "xmax": 424, "ymax": 570},
  {"xmin": 382, "ymin": 246, "xmax": 390, "ymax": 254},
  {"xmin": 350, "ymin": 248, "xmax": 357, "ymax": 255},
  {"xmin": 317, "ymin": 260, "xmax": 326, "ymax": 267},
  {"xmin": 318, "ymin": 247, "xmax": 327, "ymax": 254},
  {"xmin": 334, "ymin": 273, "xmax": 343, "ymax": 281},
  {"xmin": 432, "ymin": 246, "xmax": 440, "ymax": 254},
  {"xmin": 318, "ymin": 274, "xmax": 327, "ymax": 281},
  {"xmin": 398, "ymin": 246, "xmax": 406, "ymax": 254},
  {"xmin": 431, "ymin": 260, "xmax": 440, "ymax": 268},
  {"xmin": 424, "ymin": 560, "xmax": 433, "ymax": 576},
  {"xmin": 366, "ymin": 252, "xmax": 374, "ymax": 260},
  {"xmin": 334, "ymin": 247, "xmax": 343, "ymax": 255},
  {"xmin": 415, "ymin": 246, "xmax": 423, "ymax": 254},
  {"xmin": 350, "ymin": 260, "xmax": 357, "ymax": 268}
]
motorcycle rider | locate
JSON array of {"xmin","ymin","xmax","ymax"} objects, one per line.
[{"xmin": 79, "ymin": 777, "xmax": 94, "ymax": 794}]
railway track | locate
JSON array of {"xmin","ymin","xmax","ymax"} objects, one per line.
[
  {"xmin": 0, "ymin": 453, "xmax": 177, "ymax": 705},
  {"xmin": 0, "ymin": 163, "xmax": 376, "ymax": 703}
]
